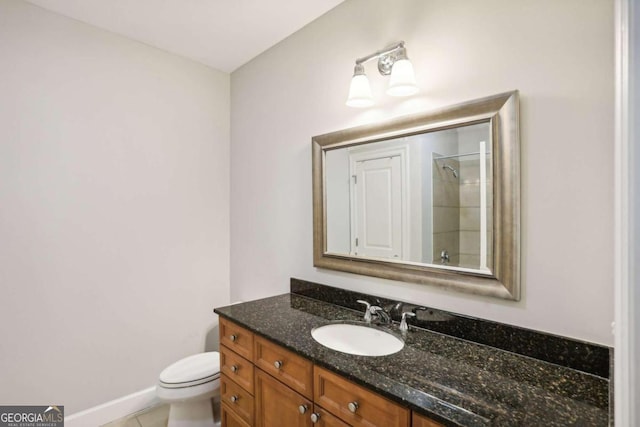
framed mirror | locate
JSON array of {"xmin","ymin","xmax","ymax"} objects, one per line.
[{"xmin": 312, "ymin": 91, "xmax": 520, "ymax": 300}]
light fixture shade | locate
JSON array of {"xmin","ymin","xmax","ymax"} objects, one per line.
[
  {"xmin": 386, "ymin": 59, "xmax": 419, "ymax": 97},
  {"xmin": 346, "ymin": 74, "xmax": 374, "ymax": 108}
]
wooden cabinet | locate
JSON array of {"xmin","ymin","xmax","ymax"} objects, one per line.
[
  {"xmin": 221, "ymin": 375, "xmax": 254, "ymax": 425},
  {"xmin": 255, "ymin": 368, "xmax": 313, "ymax": 427},
  {"xmin": 254, "ymin": 335, "xmax": 314, "ymax": 399},
  {"xmin": 219, "ymin": 318, "xmax": 442, "ymax": 427},
  {"xmin": 221, "ymin": 345, "xmax": 255, "ymax": 393},
  {"xmin": 222, "ymin": 403, "xmax": 251, "ymax": 427},
  {"xmin": 309, "ymin": 407, "xmax": 351, "ymax": 427},
  {"xmin": 314, "ymin": 366, "xmax": 410, "ymax": 427},
  {"xmin": 412, "ymin": 413, "xmax": 444, "ymax": 427},
  {"xmin": 220, "ymin": 317, "xmax": 254, "ymax": 361},
  {"xmin": 220, "ymin": 318, "xmax": 256, "ymax": 427}
]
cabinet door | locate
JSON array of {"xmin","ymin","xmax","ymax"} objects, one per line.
[
  {"xmin": 412, "ymin": 412, "xmax": 444, "ymax": 427},
  {"xmin": 255, "ymin": 368, "xmax": 313, "ymax": 427},
  {"xmin": 310, "ymin": 406, "xmax": 350, "ymax": 427},
  {"xmin": 222, "ymin": 403, "xmax": 251, "ymax": 427}
]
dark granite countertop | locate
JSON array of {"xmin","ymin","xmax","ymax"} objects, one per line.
[{"xmin": 214, "ymin": 293, "xmax": 609, "ymax": 426}]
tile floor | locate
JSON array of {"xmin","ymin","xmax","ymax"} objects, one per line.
[
  {"xmin": 102, "ymin": 399, "xmax": 222, "ymax": 427},
  {"xmin": 101, "ymin": 404, "xmax": 170, "ymax": 427}
]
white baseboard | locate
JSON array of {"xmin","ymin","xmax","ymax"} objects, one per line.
[{"xmin": 65, "ymin": 386, "xmax": 158, "ymax": 427}]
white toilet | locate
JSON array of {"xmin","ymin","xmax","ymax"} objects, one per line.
[{"xmin": 156, "ymin": 351, "xmax": 221, "ymax": 427}]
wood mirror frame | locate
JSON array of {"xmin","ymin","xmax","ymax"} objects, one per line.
[{"xmin": 312, "ymin": 91, "xmax": 520, "ymax": 300}]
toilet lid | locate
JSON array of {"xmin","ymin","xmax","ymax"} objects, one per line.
[{"xmin": 159, "ymin": 352, "xmax": 220, "ymax": 386}]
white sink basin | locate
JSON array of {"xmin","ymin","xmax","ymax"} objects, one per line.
[{"xmin": 311, "ymin": 323, "xmax": 404, "ymax": 356}]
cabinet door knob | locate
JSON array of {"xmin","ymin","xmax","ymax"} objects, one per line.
[
  {"xmin": 298, "ymin": 404, "xmax": 308, "ymax": 414},
  {"xmin": 229, "ymin": 334, "xmax": 237, "ymax": 342},
  {"xmin": 230, "ymin": 364, "xmax": 238, "ymax": 373},
  {"xmin": 310, "ymin": 413, "xmax": 320, "ymax": 423},
  {"xmin": 274, "ymin": 360, "xmax": 283, "ymax": 369},
  {"xmin": 230, "ymin": 395, "xmax": 239, "ymax": 403},
  {"xmin": 347, "ymin": 401, "xmax": 359, "ymax": 413}
]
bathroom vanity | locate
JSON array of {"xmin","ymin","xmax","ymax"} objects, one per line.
[
  {"xmin": 214, "ymin": 280, "xmax": 610, "ymax": 426},
  {"xmin": 218, "ymin": 316, "xmax": 426, "ymax": 427}
]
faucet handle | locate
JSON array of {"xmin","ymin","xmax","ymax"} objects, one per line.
[
  {"xmin": 356, "ymin": 300, "xmax": 372, "ymax": 322},
  {"xmin": 399, "ymin": 312, "xmax": 416, "ymax": 333},
  {"xmin": 412, "ymin": 306, "xmax": 428, "ymax": 316},
  {"xmin": 368, "ymin": 305, "xmax": 391, "ymax": 324},
  {"xmin": 369, "ymin": 305, "xmax": 383, "ymax": 314}
]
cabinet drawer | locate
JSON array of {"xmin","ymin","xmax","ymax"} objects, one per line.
[
  {"xmin": 254, "ymin": 335, "xmax": 314, "ymax": 399},
  {"xmin": 255, "ymin": 368, "xmax": 313, "ymax": 427},
  {"xmin": 220, "ymin": 345, "xmax": 254, "ymax": 393},
  {"xmin": 221, "ymin": 374, "xmax": 254, "ymax": 425},
  {"xmin": 222, "ymin": 403, "xmax": 251, "ymax": 427},
  {"xmin": 314, "ymin": 366, "xmax": 410, "ymax": 427},
  {"xmin": 412, "ymin": 412, "xmax": 444, "ymax": 427},
  {"xmin": 311, "ymin": 406, "xmax": 350, "ymax": 427},
  {"xmin": 220, "ymin": 317, "xmax": 254, "ymax": 361}
]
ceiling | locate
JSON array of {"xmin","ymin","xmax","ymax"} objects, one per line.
[{"xmin": 24, "ymin": 0, "xmax": 345, "ymax": 72}]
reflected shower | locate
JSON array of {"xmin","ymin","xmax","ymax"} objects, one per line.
[{"xmin": 442, "ymin": 164, "xmax": 458, "ymax": 178}]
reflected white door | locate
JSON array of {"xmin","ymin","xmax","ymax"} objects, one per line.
[{"xmin": 352, "ymin": 156, "xmax": 402, "ymax": 259}]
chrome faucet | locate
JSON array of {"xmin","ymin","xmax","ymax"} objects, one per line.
[
  {"xmin": 369, "ymin": 305, "xmax": 392, "ymax": 324},
  {"xmin": 356, "ymin": 299, "xmax": 392, "ymax": 324}
]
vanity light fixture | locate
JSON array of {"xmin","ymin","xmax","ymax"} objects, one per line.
[{"xmin": 346, "ymin": 41, "xmax": 419, "ymax": 108}]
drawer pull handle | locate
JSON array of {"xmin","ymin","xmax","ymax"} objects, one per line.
[
  {"xmin": 230, "ymin": 395, "xmax": 239, "ymax": 403},
  {"xmin": 229, "ymin": 334, "xmax": 237, "ymax": 342},
  {"xmin": 347, "ymin": 401, "xmax": 359, "ymax": 413},
  {"xmin": 298, "ymin": 404, "xmax": 308, "ymax": 414},
  {"xmin": 274, "ymin": 360, "xmax": 283, "ymax": 369},
  {"xmin": 230, "ymin": 364, "xmax": 238, "ymax": 373},
  {"xmin": 310, "ymin": 413, "xmax": 320, "ymax": 423}
]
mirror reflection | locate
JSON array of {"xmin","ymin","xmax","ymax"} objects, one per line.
[
  {"xmin": 325, "ymin": 122, "xmax": 492, "ymax": 273},
  {"xmin": 314, "ymin": 91, "xmax": 520, "ymax": 300}
]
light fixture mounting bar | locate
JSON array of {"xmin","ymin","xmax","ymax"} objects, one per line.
[
  {"xmin": 345, "ymin": 40, "xmax": 418, "ymax": 107},
  {"xmin": 354, "ymin": 41, "xmax": 405, "ymax": 66}
]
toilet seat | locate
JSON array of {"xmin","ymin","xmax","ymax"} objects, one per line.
[
  {"xmin": 156, "ymin": 351, "xmax": 221, "ymax": 426},
  {"xmin": 159, "ymin": 372, "xmax": 220, "ymax": 389},
  {"xmin": 159, "ymin": 352, "xmax": 220, "ymax": 389},
  {"xmin": 156, "ymin": 351, "xmax": 221, "ymax": 404}
]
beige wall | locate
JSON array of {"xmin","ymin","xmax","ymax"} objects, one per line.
[
  {"xmin": 0, "ymin": 0, "xmax": 230, "ymax": 413},
  {"xmin": 231, "ymin": 0, "xmax": 614, "ymax": 345}
]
